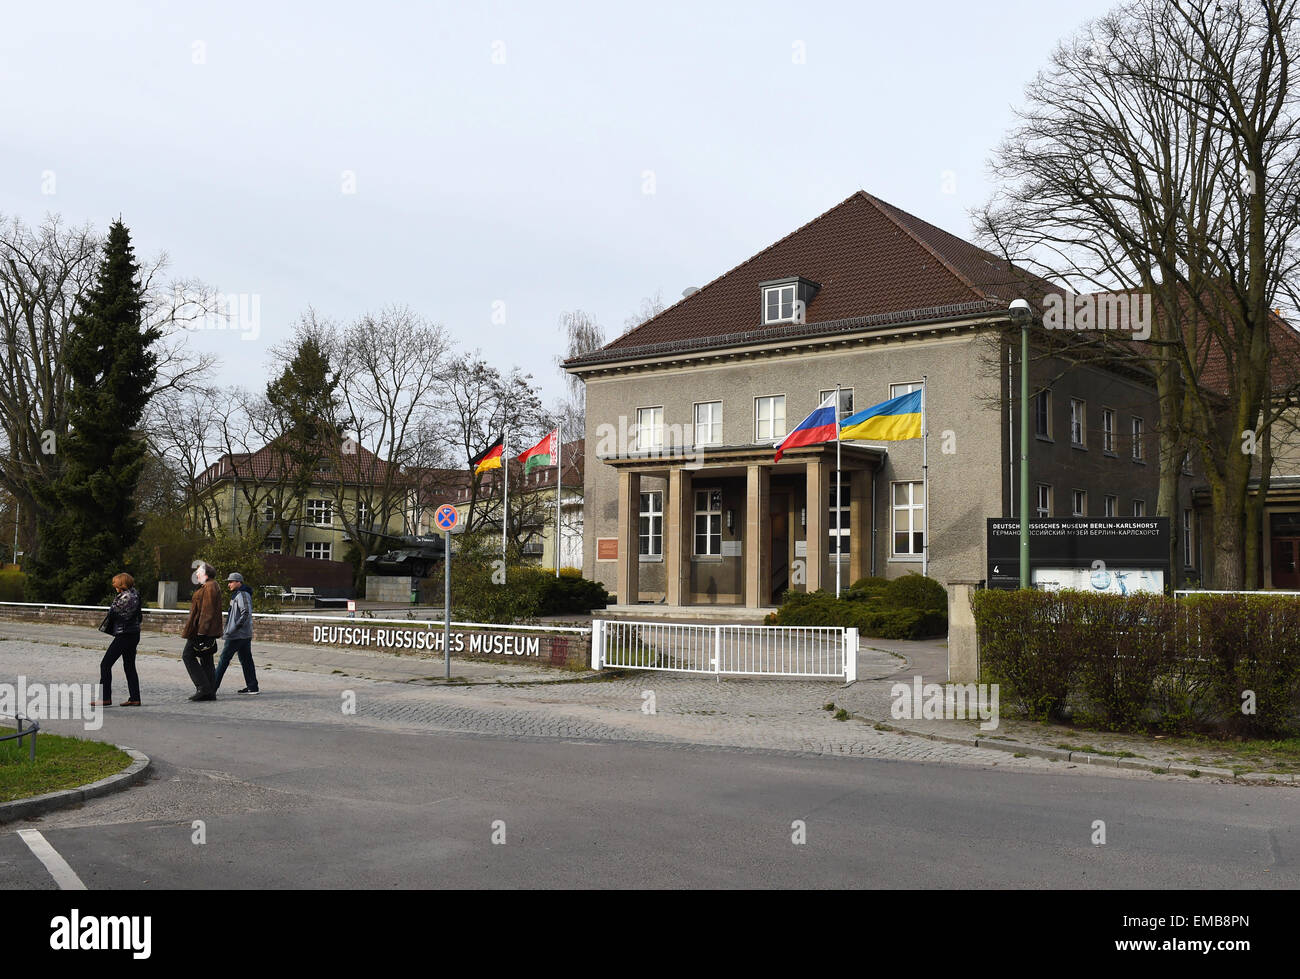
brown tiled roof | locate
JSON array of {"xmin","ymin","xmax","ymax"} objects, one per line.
[
  {"xmin": 199, "ymin": 440, "xmax": 399, "ymax": 487},
  {"xmin": 566, "ymin": 191, "xmax": 1059, "ymax": 366}
]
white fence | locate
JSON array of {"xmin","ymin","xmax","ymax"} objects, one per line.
[{"xmin": 591, "ymin": 619, "xmax": 857, "ymax": 682}]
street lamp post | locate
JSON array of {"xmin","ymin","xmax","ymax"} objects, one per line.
[{"xmin": 1010, "ymin": 299, "xmax": 1032, "ymax": 590}]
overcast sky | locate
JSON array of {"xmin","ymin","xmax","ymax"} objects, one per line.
[{"xmin": 0, "ymin": 0, "xmax": 1120, "ymax": 408}]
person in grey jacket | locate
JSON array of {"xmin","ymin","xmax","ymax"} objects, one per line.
[{"xmin": 214, "ymin": 572, "xmax": 260, "ymax": 694}]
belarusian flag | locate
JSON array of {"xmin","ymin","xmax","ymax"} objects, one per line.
[
  {"xmin": 518, "ymin": 429, "xmax": 558, "ymax": 474},
  {"xmin": 470, "ymin": 438, "xmax": 504, "ymax": 476}
]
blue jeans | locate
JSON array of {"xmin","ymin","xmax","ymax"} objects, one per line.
[{"xmin": 214, "ymin": 638, "xmax": 259, "ymax": 692}]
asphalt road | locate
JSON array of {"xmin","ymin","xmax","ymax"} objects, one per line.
[{"xmin": 3, "ymin": 705, "xmax": 1296, "ymax": 889}]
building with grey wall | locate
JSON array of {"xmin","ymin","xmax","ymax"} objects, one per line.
[{"xmin": 566, "ymin": 191, "xmax": 1190, "ymax": 608}]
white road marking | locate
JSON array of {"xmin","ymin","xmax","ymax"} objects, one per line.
[{"xmin": 17, "ymin": 830, "xmax": 87, "ymax": 890}]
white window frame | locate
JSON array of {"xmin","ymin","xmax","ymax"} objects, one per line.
[
  {"xmin": 693, "ymin": 488, "xmax": 722, "ymax": 557},
  {"xmin": 1035, "ymin": 483, "xmax": 1052, "ymax": 518},
  {"xmin": 356, "ymin": 500, "xmax": 372, "ymax": 528},
  {"xmin": 639, "ymin": 492, "xmax": 663, "ymax": 559},
  {"xmin": 829, "ymin": 473, "xmax": 850, "ymax": 555},
  {"xmin": 1070, "ymin": 398, "xmax": 1086, "ymax": 447},
  {"xmin": 755, "ymin": 395, "xmax": 786, "ymax": 442},
  {"xmin": 820, "ymin": 388, "xmax": 855, "ymax": 421},
  {"xmin": 306, "ymin": 498, "xmax": 333, "ymax": 527},
  {"xmin": 694, "ymin": 401, "xmax": 722, "ymax": 447},
  {"xmin": 264, "ymin": 538, "xmax": 282, "ymax": 555},
  {"xmin": 891, "ymin": 481, "xmax": 925, "ymax": 557},
  {"xmin": 1105, "ymin": 495, "xmax": 1117, "ymax": 517},
  {"xmin": 1072, "ymin": 489, "xmax": 1087, "ymax": 517},
  {"xmin": 890, "ymin": 381, "xmax": 924, "ymax": 399},
  {"xmin": 763, "ymin": 284, "xmax": 797, "ymax": 324},
  {"xmin": 1132, "ymin": 416, "xmax": 1145, "ymax": 461},
  {"xmin": 1133, "ymin": 499, "xmax": 1146, "ymax": 517},
  {"xmin": 305, "ymin": 541, "xmax": 332, "ymax": 560},
  {"xmin": 1183, "ymin": 508, "xmax": 1194, "ymax": 567},
  {"xmin": 1102, "ymin": 408, "xmax": 1116, "ymax": 454},
  {"xmin": 635, "ymin": 406, "xmax": 664, "ymax": 452}
]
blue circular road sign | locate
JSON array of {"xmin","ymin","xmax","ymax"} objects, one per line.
[{"xmin": 434, "ymin": 504, "xmax": 459, "ymax": 531}]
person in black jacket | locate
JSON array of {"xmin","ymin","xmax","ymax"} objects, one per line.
[{"xmin": 92, "ymin": 573, "xmax": 143, "ymax": 707}]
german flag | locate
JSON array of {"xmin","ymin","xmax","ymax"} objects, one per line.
[{"xmin": 470, "ymin": 438, "xmax": 504, "ymax": 476}]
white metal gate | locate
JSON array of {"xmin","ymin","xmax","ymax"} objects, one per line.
[{"xmin": 591, "ymin": 619, "xmax": 857, "ymax": 682}]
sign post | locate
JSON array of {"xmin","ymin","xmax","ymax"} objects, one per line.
[{"xmin": 434, "ymin": 503, "xmax": 460, "ymax": 679}]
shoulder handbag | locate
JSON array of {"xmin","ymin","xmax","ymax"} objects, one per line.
[
  {"xmin": 192, "ymin": 636, "xmax": 218, "ymax": 656},
  {"xmin": 98, "ymin": 608, "xmax": 115, "ymax": 634}
]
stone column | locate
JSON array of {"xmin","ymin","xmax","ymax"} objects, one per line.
[
  {"xmin": 745, "ymin": 464, "xmax": 771, "ymax": 608},
  {"xmin": 805, "ymin": 460, "xmax": 824, "ymax": 592},
  {"xmin": 666, "ymin": 468, "xmax": 692, "ymax": 606},
  {"xmin": 849, "ymin": 469, "xmax": 871, "ymax": 584},
  {"xmin": 616, "ymin": 471, "xmax": 641, "ymax": 606},
  {"xmin": 947, "ymin": 579, "xmax": 981, "ymax": 682}
]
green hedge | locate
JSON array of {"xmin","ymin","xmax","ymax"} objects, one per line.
[
  {"xmin": 0, "ymin": 570, "xmax": 26, "ymax": 603},
  {"xmin": 768, "ymin": 574, "xmax": 948, "ymax": 640},
  {"xmin": 973, "ymin": 589, "xmax": 1300, "ymax": 736}
]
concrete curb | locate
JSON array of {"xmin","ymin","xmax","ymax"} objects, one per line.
[
  {"xmin": 0, "ymin": 747, "xmax": 152, "ymax": 825},
  {"xmin": 855, "ymin": 715, "xmax": 1296, "ymax": 783}
]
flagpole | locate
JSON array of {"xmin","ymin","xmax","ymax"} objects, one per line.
[
  {"xmin": 835, "ymin": 384, "xmax": 842, "ymax": 599},
  {"xmin": 921, "ymin": 376, "xmax": 928, "ymax": 579},
  {"xmin": 502, "ymin": 425, "xmax": 509, "ymax": 583},
  {"xmin": 555, "ymin": 425, "xmax": 562, "ymax": 579}
]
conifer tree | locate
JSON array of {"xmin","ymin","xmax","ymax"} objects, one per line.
[{"xmin": 30, "ymin": 220, "xmax": 160, "ymax": 603}]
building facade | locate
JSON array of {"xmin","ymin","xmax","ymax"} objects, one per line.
[{"xmin": 566, "ymin": 191, "xmax": 1182, "ymax": 608}]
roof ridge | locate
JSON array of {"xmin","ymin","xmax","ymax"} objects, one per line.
[{"xmin": 589, "ymin": 191, "xmax": 874, "ymax": 355}]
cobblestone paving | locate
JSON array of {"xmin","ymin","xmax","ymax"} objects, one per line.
[{"xmin": 0, "ymin": 624, "xmax": 1194, "ymax": 781}]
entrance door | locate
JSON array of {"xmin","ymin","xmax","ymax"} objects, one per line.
[
  {"xmin": 1270, "ymin": 512, "xmax": 1300, "ymax": 588},
  {"xmin": 770, "ymin": 498, "xmax": 789, "ymax": 603},
  {"xmin": 1273, "ymin": 538, "xmax": 1300, "ymax": 588}
]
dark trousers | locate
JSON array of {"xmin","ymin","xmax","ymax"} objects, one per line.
[
  {"xmin": 214, "ymin": 638, "xmax": 258, "ymax": 692},
  {"xmin": 182, "ymin": 637, "xmax": 219, "ymax": 696},
  {"xmin": 100, "ymin": 632, "xmax": 141, "ymax": 702}
]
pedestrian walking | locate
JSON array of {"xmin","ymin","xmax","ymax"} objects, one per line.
[
  {"xmin": 214, "ymin": 572, "xmax": 259, "ymax": 694},
  {"xmin": 91, "ymin": 573, "xmax": 143, "ymax": 707},
  {"xmin": 181, "ymin": 562, "xmax": 223, "ymax": 701}
]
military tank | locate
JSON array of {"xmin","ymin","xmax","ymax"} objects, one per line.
[{"xmin": 363, "ymin": 532, "xmax": 447, "ymax": 579}]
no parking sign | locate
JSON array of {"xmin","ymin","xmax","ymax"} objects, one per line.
[{"xmin": 434, "ymin": 504, "xmax": 459, "ymax": 531}]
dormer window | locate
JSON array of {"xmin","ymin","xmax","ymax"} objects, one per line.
[
  {"xmin": 759, "ymin": 276, "xmax": 820, "ymax": 325},
  {"xmin": 764, "ymin": 284, "xmax": 796, "ymax": 323}
]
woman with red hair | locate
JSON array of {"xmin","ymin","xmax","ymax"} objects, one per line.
[{"xmin": 92, "ymin": 573, "xmax": 143, "ymax": 707}]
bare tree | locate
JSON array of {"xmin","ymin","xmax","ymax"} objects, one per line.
[
  {"xmin": 0, "ymin": 213, "xmax": 216, "ymax": 561},
  {"xmin": 321, "ymin": 305, "xmax": 452, "ymax": 563},
  {"xmin": 976, "ymin": 0, "xmax": 1300, "ymax": 588},
  {"xmin": 440, "ymin": 355, "xmax": 547, "ymax": 543},
  {"xmin": 553, "ymin": 309, "xmax": 605, "ymax": 438}
]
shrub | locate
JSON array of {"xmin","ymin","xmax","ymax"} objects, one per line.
[
  {"xmin": 0, "ymin": 570, "xmax": 27, "ymax": 603},
  {"xmin": 973, "ymin": 589, "xmax": 1075, "ymax": 721},
  {"xmin": 883, "ymin": 573, "xmax": 947, "ymax": 612},
  {"xmin": 769, "ymin": 589, "xmax": 946, "ymax": 640},
  {"xmin": 971, "ymin": 589, "xmax": 1300, "ymax": 735},
  {"xmin": 849, "ymin": 576, "xmax": 891, "ymax": 597}
]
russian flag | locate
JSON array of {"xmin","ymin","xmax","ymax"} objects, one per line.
[{"xmin": 774, "ymin": 393, "xmax": 839, "ymax": 462}]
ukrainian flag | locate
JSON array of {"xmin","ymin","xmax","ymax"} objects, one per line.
[{"xmin": 839, "ymin": 390, "xmax": 923, "ymax": 442}]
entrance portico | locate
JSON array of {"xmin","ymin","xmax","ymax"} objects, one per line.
[{"xmin": 604, "ymin": 443, "xmax": 884, "ymax": 610}]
